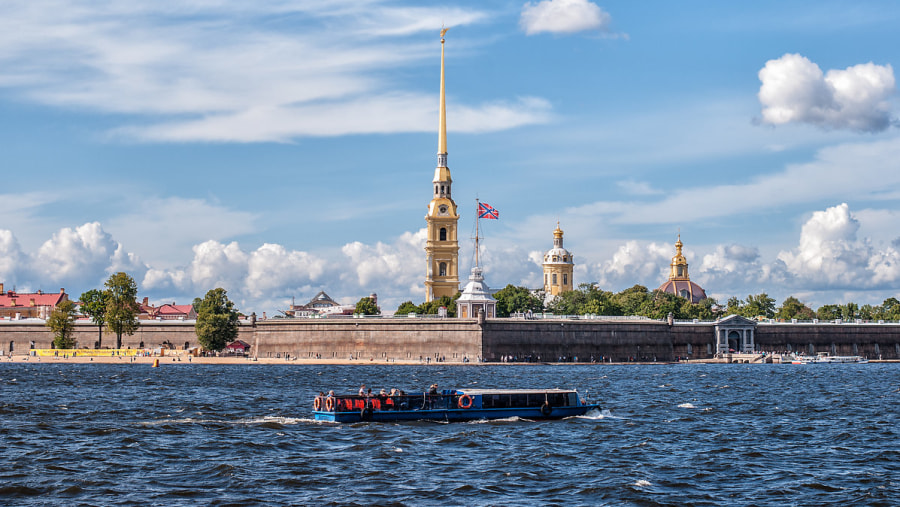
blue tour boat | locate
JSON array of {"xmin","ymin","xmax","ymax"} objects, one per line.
[{"xmin": 312, "ymin": 388, "xmax": 599, "ymax": 423}]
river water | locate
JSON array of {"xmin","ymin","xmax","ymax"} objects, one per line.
[{"xmin": 1, "ymin": 362, "xmax": 898, "ymax": 506}]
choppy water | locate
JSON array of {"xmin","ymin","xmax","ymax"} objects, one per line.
[{"xmin": 1, "ymin": 363, "xmax": 898, "ymax": 506}]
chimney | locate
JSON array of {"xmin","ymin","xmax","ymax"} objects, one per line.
[
  {"xmin": 10, "ymin": 298, "xmax": 16, "ymax": 306},
  {"xmin": 0, "ymin": 283, "xmax": 3, "ymax": 293},
  {"xmin": 143, "ymin": 297, "xmax": 149, "ymax": 306},
  {"xmin": 37, "ymin": 290, "xmax": 42, "ymax": 295},
  {"xmin": 30, "ymin": 298, "xmax": 35, "ymax": 307},
  {"xmin": 60, "ymin": 288, "xmax": 65, "ymax": 294}
]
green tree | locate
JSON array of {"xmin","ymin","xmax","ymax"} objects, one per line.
[
  {"xmin": 816, "ymin": 304, "xmax": 841, "ymax": 321},
  {"xmin": 79, "ymin": 289, "xmax": 109, "ymax": 348},
  {"xmin": 419, "ymin": 293, "xmax": 459, "ymax": 317},
  {"xmin": 105, "ymin": 272, "xmax": 140, "ymax": 349},
  {"xmin": 744, "ymin": 293, "xmax": 776, "ymax": 319},
  {"xmin": 195, "ymin": 288, "xmax": 240, "ymax": 352},
  {"xmin": 192, "ymin": 297, "xmax": 203, "ymax": 314},
  {"xmin": 840, "ymin": 302, "xmax": 859, "ymax": 321},
  {"xmin": 724, "ymin": 296, "xmax": 744, "ymax": 316},
  {"xmin": 47, "ymin": 300, "xmax": 79, "ymax": 349},
  {"xmin": 775, "ymin": 296, "xmax": 816, "ymax": 320},
  {"xmin": 493, "ymin": 285, "xmax": 543, "ymax": 317},
  {"xmin": 859, "ymin": 304, "xmax": 875, "ymax": 321},
  {"xmin": 395, "ymin": 301, "xmax": 419, "ymax": 315},
  {"xmin": 612, "ymin": 285, "xmax": 651, "ymax": 316},
  {"xmin": 355, "ymin": 296, "xmax": 380, "ymax": 315}
]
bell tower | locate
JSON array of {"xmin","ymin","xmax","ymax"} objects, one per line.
[{"xmin": 424, "ymin": 28, "xmax": 459, "ymax": 302}]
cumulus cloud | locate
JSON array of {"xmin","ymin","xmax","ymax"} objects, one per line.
[
  {"xmin": 592, "ymin": 240, "xmax": 671, "ymax": 289},
  {"xmin": 32, "ymin": 222, "xmax": 145, "ymax": 287},
  {"xmin": 520, "ymin": 0, "xmax": 612, "ymax": 35},
  {"xmin": 0, "ymin": 1, "xmax": 549, "ymax": 143},
  {"xmin": 0, "ymin": 230, "xmax": 25, "ymax": 286},
  {"xmin": 776, "ymin": 203, "xmax": 875, "ymax": 288},
  {"xmin": 758, "ymin": 53, "xmax": 896, "ymax": 132},
  {"xmin": 341, "ymin": 230, "xmax": 425, "ymax": 295}
]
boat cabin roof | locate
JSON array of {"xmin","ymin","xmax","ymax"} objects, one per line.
[{"xmin": 455, "ymin": 389, "xmax": 576, "ymax": 395}]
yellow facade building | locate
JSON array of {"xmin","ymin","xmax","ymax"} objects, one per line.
[
  {"xmin": 542, "ymin": 223, "xmax": 574, "ymax": 296},
  {"xmin": 424, "ymin": 29, "xmax": 460, "ymax": 302}
]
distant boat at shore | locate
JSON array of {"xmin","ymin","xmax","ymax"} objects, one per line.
[{"xmin": 790, "ymin": 353, "xmax": 869, "ymax": 364}]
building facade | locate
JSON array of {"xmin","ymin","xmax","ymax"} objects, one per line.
[
  {"xmin": 424, "ymin": 29, "xmax": 460, "ymax": 302},
  {"xmin": 542, "ymin": 223, "xmax": 574, "ymax": 296},
  {"xmin": 0, "ymin": 284, "xmax": 68, "ymax": 320}
]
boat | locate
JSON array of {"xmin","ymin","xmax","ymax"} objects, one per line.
[
  {"xmin": 790, "ymin": 353, "xmax": 869, "ymax": 364},
  {"xmin": 312, "ymin": 388, "xmax": 599, "ymax": 423}
]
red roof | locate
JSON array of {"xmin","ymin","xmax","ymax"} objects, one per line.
[
  {"xmin": 157, "ymin": 304, "xmax": 194, "ymax": 316},
  {"xmin": 0, "ymin": 290, "xmax": 66, "ymax": 308}
]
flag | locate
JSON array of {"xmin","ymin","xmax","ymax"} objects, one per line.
[{"xmin": 478, "ymin": 202, "xmax": 499, "ymax": 220}]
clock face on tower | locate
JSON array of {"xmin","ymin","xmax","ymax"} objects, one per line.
[{"xmin": 439, "ymin": 205, "xmax": 448, "ymax": 215}]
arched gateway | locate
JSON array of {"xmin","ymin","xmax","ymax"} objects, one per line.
[{"xmin": 714, "ymin": 315, "xmax": 757, "ymax": 354}]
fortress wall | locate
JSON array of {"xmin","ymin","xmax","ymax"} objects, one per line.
[
  {"xmin": 482, "ymin": 320, "xmax": 714, "ymax": 362},
  {"xmin": 0, "ymin": 321, "xmax": 245, "ymax": 353},
  {"xmin": 756, "ymin": 324, "xmax": 900, "ymax": 359},
  {"xmin": 252, "ymin": 319, "xmax": 483, "ymax": 362},
  {"xmin": 3, "ymin": 319, "xmax": 900, "ymax": 360}
]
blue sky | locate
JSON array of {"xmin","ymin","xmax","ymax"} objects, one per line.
[{"xmin": 2, "ymin": 0, "xmax": 900, "ymax": 314}]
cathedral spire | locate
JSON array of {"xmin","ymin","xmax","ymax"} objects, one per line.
[{"xmin": 437, "ymin": 28, "xmax": 448, "ymax": 168}]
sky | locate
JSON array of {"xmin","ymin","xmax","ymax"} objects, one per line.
[{"xmin": 2, "ymin": 0, "xmax": 900, "ymax": 315}]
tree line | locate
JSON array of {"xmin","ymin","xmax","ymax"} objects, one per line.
[
  {"xmin": 392, "ymin": 283, "xmax": 900, "ymax": 322},
  {"xmin": 46, "ymin": 272, "xmax": 241, "ymax": 352}
]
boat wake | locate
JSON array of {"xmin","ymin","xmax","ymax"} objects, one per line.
[{"xmin": 575, "ymin": 408, "xmax": 617, "ymax": 420}]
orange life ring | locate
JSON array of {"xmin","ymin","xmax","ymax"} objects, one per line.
[
  {"xmin": 313, "ymin": 397, "xmax": 321, "ymax": 410},
  {"xmin": 325, "ymin": 397, "xmax": 334, "ymax": 411},
  {"xmin": 458, "ymin": 394, "xmax": 473, "ymax": 409}
]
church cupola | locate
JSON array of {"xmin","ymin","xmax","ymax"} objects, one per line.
[
  {"xmin": 542, "ymin": 222, "xmax": 574, "ymax": 297},
  {"xmin": 669, "ymin": 234, "xmax": 689, "ymax": 280},
  {"xmin": 656, "ymin": 234, "xmax": 707, "ymax": 304}
]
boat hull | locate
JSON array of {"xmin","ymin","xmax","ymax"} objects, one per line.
[{"xmin": 313, "ymin": 404, "xmax": 600, "ymax": 423}]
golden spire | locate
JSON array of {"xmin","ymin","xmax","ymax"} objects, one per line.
[
  {"xmin": 669, "ymin": 233, "xmax": 689, "ymax": 281},
  {"xmin": 437, "ymin": 28, "xmax": 448, "ymax": 164}
]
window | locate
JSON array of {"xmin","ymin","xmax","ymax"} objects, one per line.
[
  {"xmin": 552, "ymin": 274, "xmax": 557, "ymax": 285},
  {"xmin": 440, "ymin": 227, "xmax": 447, "ymax": 241},
  {"xmin": 563, "ymin": 274, "xmax": 568, "ymax": 286},
  {"xmin": 679, "ymin": 289, "xmax": 689, "ymax": 298},
  {"xmin": 544, "ymin": 274, "xmax": 548, "ymax": 286},
  {"xmin": 439, "ymin": 262, "xmax": 447, "ymax": 276},
  {"xmin": 677, "ymin": 266, "xmax": 684, "ymax": 276}
]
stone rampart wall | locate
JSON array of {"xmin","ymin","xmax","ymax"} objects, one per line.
[
  {"xmin": 756, "ymin": 324, "xmax": 900, "ymax": 359},
  {"xmin": 3, "ymin": 319, "xmax": 900, "ymax": 360},
  {"xmin": 252, "ymin": 319, "xmax": 482, "ymax": 361},
  {"xmin": 482, "ymin": 320, "xmax": 713, "ymax": 362}
]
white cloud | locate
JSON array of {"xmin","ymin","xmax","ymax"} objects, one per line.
[
  {"xmin": 105, "ymin": 197, "xmax": 259, "ymax": 267},
  {"xmin": 777, "ymin": 203, "xmax": 873, "ymax": 288},
  {"xmin": 32, "ymin": 222, "xmax": 145, "ymax": 288},
  {"xmin": 341, "ymin": 230, "xmax": 425, "ymax": 294},
  {"xmin": 0, "ymin": 230, "xmax": 25, "ymax": 287},
  {"xmin": 758, "ymin": 53, "xmax": 896, "ymax": 132},
  {"xmin": 520, "ymin": 0, "xmax": 611, "ymax": 35},
  {"xmin": 116, "ymin": 95, "xmax": 553, "ymax": 143},
  {"xmin": 592, "ymin": 240, "xmax": 671, "ymax": 289},
  {"xmin": 0, "ymin": 1, "xmax": 547, "ymax": 143}
]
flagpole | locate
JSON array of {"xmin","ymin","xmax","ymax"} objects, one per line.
[{"xmin": 474, "ymin": 198, "xmax": 481, "ymax": 268}]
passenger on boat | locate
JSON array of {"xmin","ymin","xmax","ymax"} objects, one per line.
[
  {"xmin": 359, "ymin": 385, "xmax": 366, "ymax": 396},
  {"xmin": 389, "ymin": 388, "xmax": 398, "ymax": 396},
  {"xmin": 379, "ymin": 389, "xmax": 387, "ymax": 396},
  {"xmin": 428, "ymin": 384, "xmax": 438, "ymax": 395}
]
